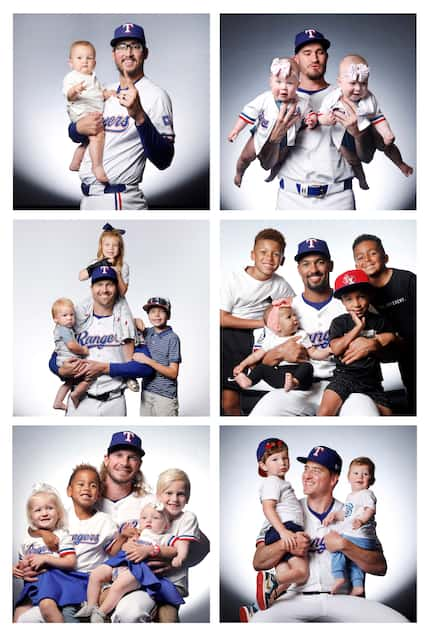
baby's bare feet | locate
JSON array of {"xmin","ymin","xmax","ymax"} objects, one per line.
[{"xmin": 235, "ymin": 372, "xmax": 252, "ymax": 389}]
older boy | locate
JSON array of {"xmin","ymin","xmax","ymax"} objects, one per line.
[
  {"xmin": 220, "ymin": 228, "xmax": 294, "ymax": 415},
  {"xmin": 352, "ymin": 234, "xmax": 416, "ymax": 414},
  {"xmin": 133, "ymin": 297, "xmax": 181, "ymax": 416}
]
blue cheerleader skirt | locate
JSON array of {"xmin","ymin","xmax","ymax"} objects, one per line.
[
  {"xmin": 105, "ymin": 551, "xmax": 184, "ymax": 606},
  {"xmin": 16, "ymin": 569, "xmax": 88, "ymax": 607}
]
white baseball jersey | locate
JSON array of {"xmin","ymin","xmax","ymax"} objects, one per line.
[
  {"xmin": 167, "ymin": 510, "xmax": 200, "ymax": 596},
  {"xmin": 259, "ymin": 475, "xmax": 304, "ymax": 529},
  {"xmin": 320, "ymin": 87, "xmax": 388, "ymax": 149},
  {"xmin": 98, "ymin": 492, "xmax": 155, "ymax": 532},
  {"xmin": 66, "ymin": 507, "xmax": 118, "ymax": 572},
  {"xmin": 221, "ymin": 268, "xmax": 295, "ymax": 319},
  {"xmin": 63, "ymin": 70, "xmax": 105, "ymax": 122},
  {"xmin": 292, "ymin": 294, "xmax": 343, "ymax": 379},
  {"xmin": 19, "ymin": 528, "xmax": 75, "ymax": 560},
  {"xmin": 277, "ymin": 85, "xmax": 354, "ymax": 185},
  {"xmin": 342, "ymin": 489, "xmax": 377, "ymax": 540},
  {"xmin": 79, "ymin": 75, "xmax": 174, "ymax": 193},
  {"xmin": 256, "ymin": 497, "xmax": 344, "ymax": 592},
  {"xmin": 240, "ymin": 90, "xmax": 310, "ymax": 154}
]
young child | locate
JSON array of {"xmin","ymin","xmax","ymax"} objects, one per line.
[
  {"xmin": 132, "ymin": 297, "xmax": 182, "ymax": 417},
  {"xmin": 318, "ymin": 54, "xmax": 413, "ymax": 189},
  {"xmin": 255, "ymin": 438, "xmax": 308, "ymax": 610},
  {"xmin": 63, "ymin": 40, "xmax": 113, "ymax": 182},
  {"xmin": 228, "ymin": 57, "xmax": 313, "ymax": 187},
  {"xmin": 79, "ymin": 223, "xmax": 139, "ymax": 392},
  {"xmin": 155, "ymin": 468, "xmax": 201, "ymax": 622},
  {"xmin": 233, "ymin": 297, "xmax": 331, "ymax": 391},
  {"xmin": 322, "ymin": 457, "xmax": 378, "ymax": 596},
  {"xmin": 75, "ymin": 502, "xmax": 185, "ymax": 623},
  {"xmin": 221, "ymin": 228, "xmax": 294, "ymax": 416},
  {"xmin": 318, "ymin": 269, "xmax": 396, "ymax": 416},
  {"xmin": 52, "ymin": 297, "xmax": 90, "ymax": 410},
  {"xmin": 13, "ymin": 484, "xmax": 78, "ymax": 623},
  {"xmin": 353, "ymin": 234, "xmax": 416, "ymax": 415}
]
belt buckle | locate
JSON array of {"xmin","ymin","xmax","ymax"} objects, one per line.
[{"xmin": 311, "ymin": 183, "xmax": 327, "ymax": 198}]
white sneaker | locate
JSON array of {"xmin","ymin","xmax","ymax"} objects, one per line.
[
  {"xmin": 75, "ymin": 602, "xmax": 95, "ymax": 619},
  {"xmin": 90, "ymin": 607, "xmax": 106, "ymax": 623}
]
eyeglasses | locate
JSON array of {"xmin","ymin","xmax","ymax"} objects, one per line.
[{"xmin": 114, "ymin": 42, "xmax": 143, "ymax": 52}]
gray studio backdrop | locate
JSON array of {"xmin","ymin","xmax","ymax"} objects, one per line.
[
  {"xmin": 220, "ymin": 425, "xmax": 416, "ymax": 622},
  {"xmin": 221, "ymin": 13, "xmax": 416, "ymax": 210},
  {"xmin": 13, "ymin": 425, "xmax": 210, "ymax": 622},
  {"xmin": 13, "ymin": 219, "xmax": 209, "ymax": 416},
  {"xmin": 220, "ymin": 218, "xmax": 416, "ymax": 393},
  {"xmin": 14, "ymin": 14, "xmax": 209, "ymax": 209}
]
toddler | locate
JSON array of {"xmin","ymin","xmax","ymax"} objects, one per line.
[
  {"xmin": 228, "ymin": 57, "xmax": 313, "ymax": 187},
  {"xmin": 255, "ymin": 438, "xmax": 308, "ymax": 610},
  {"xmin": 318, "ymin": 269, "xmax": 395, "ymax": 416},
  {"xmin": 318, "ymin": 54, "xmax": 413, "ymax": 189},
  {"xmin": 233, "ymin": 298, "xmax": 330, "ymax": 391},
  {"xmin": 76, "ymin": 502, "xmax": 185, "ymax": 623},
  {"xmin": 52, "ymin": 297, "xmax": 90, "ymax": 410},
  {"xmin": 63, "ymin": 40, "xmax": 114, "ymax": 183},
  {"xmin": 323, "ymin": 457, "xmax": 378, "ymax": 596}
]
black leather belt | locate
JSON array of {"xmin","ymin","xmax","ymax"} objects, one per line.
[{"xmin": 87, "ymin": 389, "xmax": 125, "ymax": 402}]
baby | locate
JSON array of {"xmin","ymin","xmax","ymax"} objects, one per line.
[
  {"xmin": 233, "ymin": 298, "xmax": 330, "ymax": 391},
  {"xmin": 63, "ymin": 40, "xmax": 114, "ymax": 183},
  {"xmin": 228, "ymin": 57, "xmax": 312, "ymax": 187},
  {"xmin": 318, "ymin": 54, "xmax": 413, "ymax": 189},
  {"xmin": 76, "ymin": 502, "xmax": 185, "ymax": 623},
  {"xmin": 52, "ymin": 297, "xmax": 90, "ymax": 411},
  {"xmin": 323, "ymin": 457, "xmax": 378, "ymax": 596}
]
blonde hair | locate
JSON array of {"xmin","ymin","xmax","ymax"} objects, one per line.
[
  {"xmin": 26, "ymin": 483, "xmax": 66, "ymax": 530},
  {"xmin": 141, "ymin": 502, "xmax": 171, "ymax": 530},
  {"xmin": 69, "ymin": 40, "xmax": 96, "ymax": 58},
  {"xmin": 99, "ymin": 462, "xmax": 151, "ymax": 497},
  {"xmin": 97, "ymin": 230, "xmax": 125, "ymax": 268},
  {"xmin": 51, "ymin": 297, "xmax": 74, "ymax": 319},
  {"xmin": 156, "ymin": 468, "xmax": 191, "ymax": 502}
]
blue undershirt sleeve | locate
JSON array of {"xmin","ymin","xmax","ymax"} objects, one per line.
[
  {"xmin": 109, "ymin": 343, "xmax": 155, "ymax": 379},
  {"xmin": 136, "ymin": 116, "xmax": 174, "ymax": 170}
]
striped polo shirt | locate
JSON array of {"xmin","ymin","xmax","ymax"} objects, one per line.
[{"xmin": 142, "ymin": 326, "xmax": 181, "ymax": 399}]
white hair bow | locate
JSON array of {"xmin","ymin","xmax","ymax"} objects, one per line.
[
  {"xmin": 153, "ymin": 501, "xmax": 165, "ymax": 512},
  {"xmin": 270, "ymin": 57, "xmax": 291, "ymax": 80},
  {"xmin": 345, "ymin": 63, "xmax": 369, "ymax": 82}
]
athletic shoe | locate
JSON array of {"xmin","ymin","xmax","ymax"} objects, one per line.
[
  {"xmin": 256, "ymin": 570, "xmax": 278, "ymax": 610},
  {"xmin": 90, "ymin": 607, "xmax": 106, "ymax": 623},
  {"xmin": 239, "ymin": 602, "xmax": 259, "ymax": 622},
  {"xmin": 75, "ymin": 602, "xmax": 95, "ymax": 619}
]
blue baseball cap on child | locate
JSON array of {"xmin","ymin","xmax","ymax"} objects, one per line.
[
  {"xmin": 111, "ymin": 23, "xmax": 146, "ymax": 48},
  {"xmin": 107, "ymin": 431, "xmax": 145, "ymax": 457},
  {"xmin": 257, "ymin": 438, "xmax": 288, "ymax": 477},
  {"xmin": 294, "ymin": 29, "xmax": 331, "ymax": 54},
  {"xmin": 295, "ymin": 238, "xmax": 331, "ymax": 262},
  {"xmin": 91, "ymin": 265, "xmax": 118, "ymax": 285},
  {"xmin": 297, "ymin": 445, "xmax": 342, "ymax": 474}
]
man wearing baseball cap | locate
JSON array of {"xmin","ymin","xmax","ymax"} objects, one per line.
[
  {"xmin": 259, "ymin": 27, "xmax": 376, "ymax": 211},
  {"xmin": 244, "ymin": 444, "xmax": 408, "ymax": 622},
  {"xmin": 69, "ymin": 21, "xmax": 175, "ymax": 211},
  {"xmin": 249, "ymin": 238, "xmax": 385, "ymax": 418}
]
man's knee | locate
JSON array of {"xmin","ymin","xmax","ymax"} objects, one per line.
[{"xmin": 339, "ymin": 393, "xmax": 380, "ymax": 416}]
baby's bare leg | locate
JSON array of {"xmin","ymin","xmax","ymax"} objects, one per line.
[
  {"xmin": 275, "ymin": 556, "xmax": 308, "ymax": 587},
  {"xmin": 317, "ymin": 389, "xmax": 344, "ymax": 416},
  {"xmin": 86, "ymin": 564, "xmax": 114, "ymax": 607},
  {"xmin": 53, "ymin": 382, "xmax": 71, "ymax": 410},
  {"xmin": 70, "ymin": 143, "xmax": 86, "ymax": 171},
  {"xmin": 99, "ymin": 568, "xmax": 140, "ymax": 616},
  {"xmin": 88, "ymin": 130, "xmax": 108, "ymax": 183},
  {"xmin": 70, "ymin": 380, "xmax": 91, "ymax": 409},
  {"xmin": 339, "ymin": 146, "xmax": 369, "ymax": 190},
  {"xmin": 376, "ymin": 403, "xmax": 392, "ymax": 416},
  {"xmin": 383, "ymin": 143, "xmax": 413, "ymax": 176},
  {"xmin": 234, "ymin": 136, "xmax": 257, "ymax": 187}
]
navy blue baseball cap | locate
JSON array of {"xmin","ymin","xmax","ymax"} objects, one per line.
[
  {"xmin": 294, "ymin": 29, "xmax": 331, "ymax": 54},
  {"xmin": 297, "ymin": 445, "xmax": 342, "ymax": 474},
  {"xmin": 295, "ymin": 238, "xmax": 331, "ymax": 262},
  {"xmin": 91, "ymin": 265, "xmax": 118, "ymax": 285},
  {"xmin": 111, "ymin": 23, "xmax": 146, "ymax": 48},
  {"xmin": 257, "ymin": 438, "xmax": 288, "ymax": 477},
  {"xmin": 107, "ymin": 431, "xmax": 145, "ymax": 457}
]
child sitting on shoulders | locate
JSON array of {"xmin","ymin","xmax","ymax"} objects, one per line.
[
  {"xmin": 233, "ymin": 298, "xmax": 330, "ymax": 391},
  {"xmin": 323, "ymin": 456, "xmax": 378, "ymax": 596}
]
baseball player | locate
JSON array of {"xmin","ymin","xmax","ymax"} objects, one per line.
[
  {"xmin": 69, "ymin": 23, "xmax": 174, "ymax": 210},
  {"xmin": 242, "ymin": 446, "xmax": 408, "ymax": 622},
  {"xmin": 258, "ymin": 29, "xmax": 376, "ymax": 211},
  {"xmin": 248, "ymin": 238, "xmax": 384, "ymax": 417}
]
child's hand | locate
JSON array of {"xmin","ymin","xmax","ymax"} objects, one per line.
[
  {"xmin": 280, "ymin": 529, "xmax": 297, "ymax": 550},
  {"xmin": 318, "ymin": 112, "xmax": 336, "ymax": 126},
  {"xmin": 233, "ymin": 364, "xmax": 244, "ymax": 376},
  {"xmin": 134, "ymin": 318, "xmax": 145, "ymax": 332},
  {"xmin": 351, "ymin": 311, "xmax": 365, "ymax": 330},
  {"xmin": 120, "ymin": 523, "xmax": 140, "ymax": 540},
  {"xmin": 71, "ymin": 81, "xmax": 86, "ymax": 99},
  {"xmin": 133, "ymin": 351, "xmax": 151, "ymax": 365},
  {"xmin": 305, "ymin": 112, "xmax": 318, "ymax": 128},
  {"xmin": 27, "ymin": 554, "xmax": 47, "ymax": 571},
  {"xmin": 322, "ymin": 511, "xmax": 337, "ymax": 527},
  {"xmin": 352, "ymin": 518, "xmax": 364, "ymax": 530},
  {"xmin": 171, "ymin": 555, "xmax": 185, "ymax": 568},
  {"xmin": 103, "ymin": 89, "xmax": 117, "ymax": 100},
  {"xmin": 228, "ymin": 131, "xmax": 238, "ymax": 142}
]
